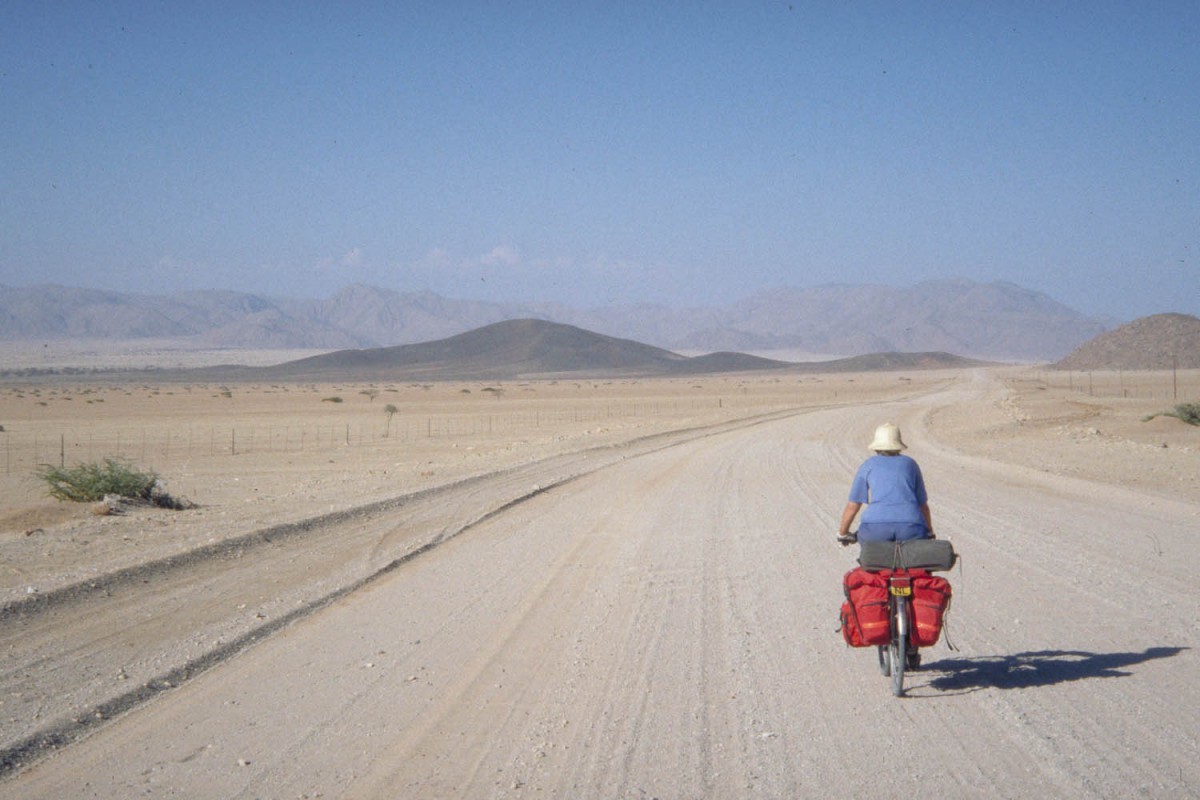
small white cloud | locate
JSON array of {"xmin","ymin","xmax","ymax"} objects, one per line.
[
  {"xmin": 419, "ymin": 245, "xmax": 521, "ymax": 271},
  {"xmin": 422, "ymin": 247, "xmax": 453, "ymax": 268},
  {"xmin": 480, "ymin": 244, "xmax": 520, "ymax": 267}
]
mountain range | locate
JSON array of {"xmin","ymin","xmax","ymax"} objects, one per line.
[{"xmin": 0, "ymin": 279, "xmax": 1113, "ymax": 362}]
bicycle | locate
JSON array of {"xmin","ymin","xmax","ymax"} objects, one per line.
[{"xmin": 838, "ymin": 532, "xmax": 923, "ymax": 697}]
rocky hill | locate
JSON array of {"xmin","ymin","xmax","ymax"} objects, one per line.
[
  {"xmin": 0, "ymin": 279, "xmax": 1111, "ymax": 361},
  {"xmin": 199, "ymin": 319, "xmax": 786, "ymax": 381},
  {"xmin": 258, "ymin": 319, "xmax": 690, "ymax": 380},
  {"xmin": 1054, "ymin": 313, "xmax": 1200, "ymax": 371}
]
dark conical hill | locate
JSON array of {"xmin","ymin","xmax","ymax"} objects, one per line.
[{"xmin": 254, "ymin": 319, "xmax": 694, "ymax": 380}]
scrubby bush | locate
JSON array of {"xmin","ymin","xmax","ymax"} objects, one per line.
[
  {"xmin": 36, "ymin": 458, "xmax": 158, "ymax": 503},
  {"xmin": 1144, "ymin": 402, "xmax": 1200, "ymax": 426},
  {"xmin": 1169, "ymin": 402, "xmax": 1200, "ymax": 425}
]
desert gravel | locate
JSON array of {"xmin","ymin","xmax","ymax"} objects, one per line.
[{"xmin": 1, "ymin": 366, "xmax": 1197, "ymax": 798}]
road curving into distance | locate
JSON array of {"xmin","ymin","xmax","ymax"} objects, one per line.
[{"xmin": 4, "ymin": 374, "xmax": 1197, "ymax": 798}]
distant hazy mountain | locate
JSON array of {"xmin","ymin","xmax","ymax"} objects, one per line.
[
  {"xmin": 688, "ymin": 280, "xmax": 1109, "ymax": 360},
  {"xmin": 0, "ymin": 279, "xmax": 1111, "ymax": 361}
]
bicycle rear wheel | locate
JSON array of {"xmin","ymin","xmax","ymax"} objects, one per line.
[{"xmin": 890, "ymin": 596, "xmax": 907, "ymax": 697}]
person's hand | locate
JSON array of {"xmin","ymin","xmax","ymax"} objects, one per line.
[{"xmin": 837, "ymin": 532, "xmax": 857, "ymax": 546}]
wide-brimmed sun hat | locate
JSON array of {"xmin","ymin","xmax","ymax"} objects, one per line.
[{"xmin": 869, "ymin": 422, "xmax": 906, "ymax": 452}]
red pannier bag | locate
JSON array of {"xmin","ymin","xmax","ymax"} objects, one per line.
[
  {"xmin": 841, "ymin": 567, "xmax": 891, "ymax": 647},
  {"xmin": 909, "ymin": 574, "xmax": 952, "ymax": 647}
]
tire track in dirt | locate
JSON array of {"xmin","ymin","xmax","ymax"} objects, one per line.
[
  {"xmin": 10, "ymin": 374, "xmax": 1194, "ymax": 797},
  {"xmin": 899, "ymin": 374, "xmax": 1199, "ymax": 796},
  {"xmin": 0, "ymin": 407, "xmax": 825, "ymax": 779}
]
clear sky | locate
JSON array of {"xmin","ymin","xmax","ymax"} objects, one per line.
[{"xmin": 2, "ymin": 2, "xmax": 1197, "ymax": 321}]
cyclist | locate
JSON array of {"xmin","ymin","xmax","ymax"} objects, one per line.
[{"xmin": 837, "ymin": 422, "xmax": 934, "ymax": 543}]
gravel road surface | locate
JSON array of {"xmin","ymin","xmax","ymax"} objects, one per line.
[{"xmin": 4, "ymin": 374, "xmax": 1197, "ymax": 798}]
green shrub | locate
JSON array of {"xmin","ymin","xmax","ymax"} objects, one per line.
[
  {"xmin": 1144, "ymin": 401, "xmax": 1200, "ymax": 426},
  {"xmin": 36, "ymin": 458, "xmax": 159, "ymax": 503},
  {"xmin": 322, "ymin": 396, "xmax": 344, "ymax": 403},
  {"xmin": 1169, "ymin": 402, "xmax": 1200, "ymax": 425}
]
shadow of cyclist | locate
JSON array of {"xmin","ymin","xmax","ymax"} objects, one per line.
[{"xmin": 921, "ymin": 647, "xmax": 1187, "ymax": 693}]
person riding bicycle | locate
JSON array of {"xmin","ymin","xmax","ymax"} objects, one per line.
[{"xmin": 837, "ymin": 423, "xmax": 934, "ymax": 543}]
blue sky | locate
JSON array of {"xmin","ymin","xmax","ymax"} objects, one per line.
[{"xmin": 2, "ymin": 2, "xmax": 1197, "ymax": 320}]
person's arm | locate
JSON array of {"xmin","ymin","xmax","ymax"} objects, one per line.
[
  {"xmin": 839, "ymin": 501, "xmax": 862, "ymax": 539},
  {"xmin": 920, "ymin": 503, "xmax": 934, "ymax": 538}
]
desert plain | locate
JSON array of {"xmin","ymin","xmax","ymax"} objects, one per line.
[{"xmin": 0, "ymin": 355, "xmax": 1198, "ymax": 798}]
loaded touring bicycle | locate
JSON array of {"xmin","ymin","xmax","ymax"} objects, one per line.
[{"xmin": 838, "ymin": 537, "xmax": 957, "ymax": 697}]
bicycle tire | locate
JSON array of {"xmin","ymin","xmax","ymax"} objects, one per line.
[
  {"xmin": 891, "ymin": 595, "xmax": 907, "ymax": 697},
  {"xmin": 878, "ymin": 645, "xmax": 890, "ymax": 676}
]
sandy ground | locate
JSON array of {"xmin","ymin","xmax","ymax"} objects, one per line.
[{"xmin": 0, "ymin": 364, "xmax": 1197, "ymax": 798}]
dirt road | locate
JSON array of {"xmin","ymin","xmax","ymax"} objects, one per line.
[{"xmin": 4, "ymin": 373, "xmax": 1198, "ymax": 798}]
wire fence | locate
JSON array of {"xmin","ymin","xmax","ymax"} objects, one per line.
[
  {"xmin": 8, "ymin": 372, "xmax": 1193, "ymax": 476},
  {"xmin": 1034, "ymin": 370, "xmax": 1197, "ymax": 401},
  {"xmin": 0, "ymin": 399, "xmax": 750, "ymax": 476},
  {"xmin": 6, "ymin": 424, "xmax": 378, "ymax": 474}
]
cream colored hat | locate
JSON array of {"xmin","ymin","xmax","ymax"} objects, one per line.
[{"xmin": 869, "ymin": 423, "xmax": 906, "ymax": 452}]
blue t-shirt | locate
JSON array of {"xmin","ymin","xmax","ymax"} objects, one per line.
[{"xmin": 849, "ymin": 454, "xmax": 928, "ymax": 526}]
